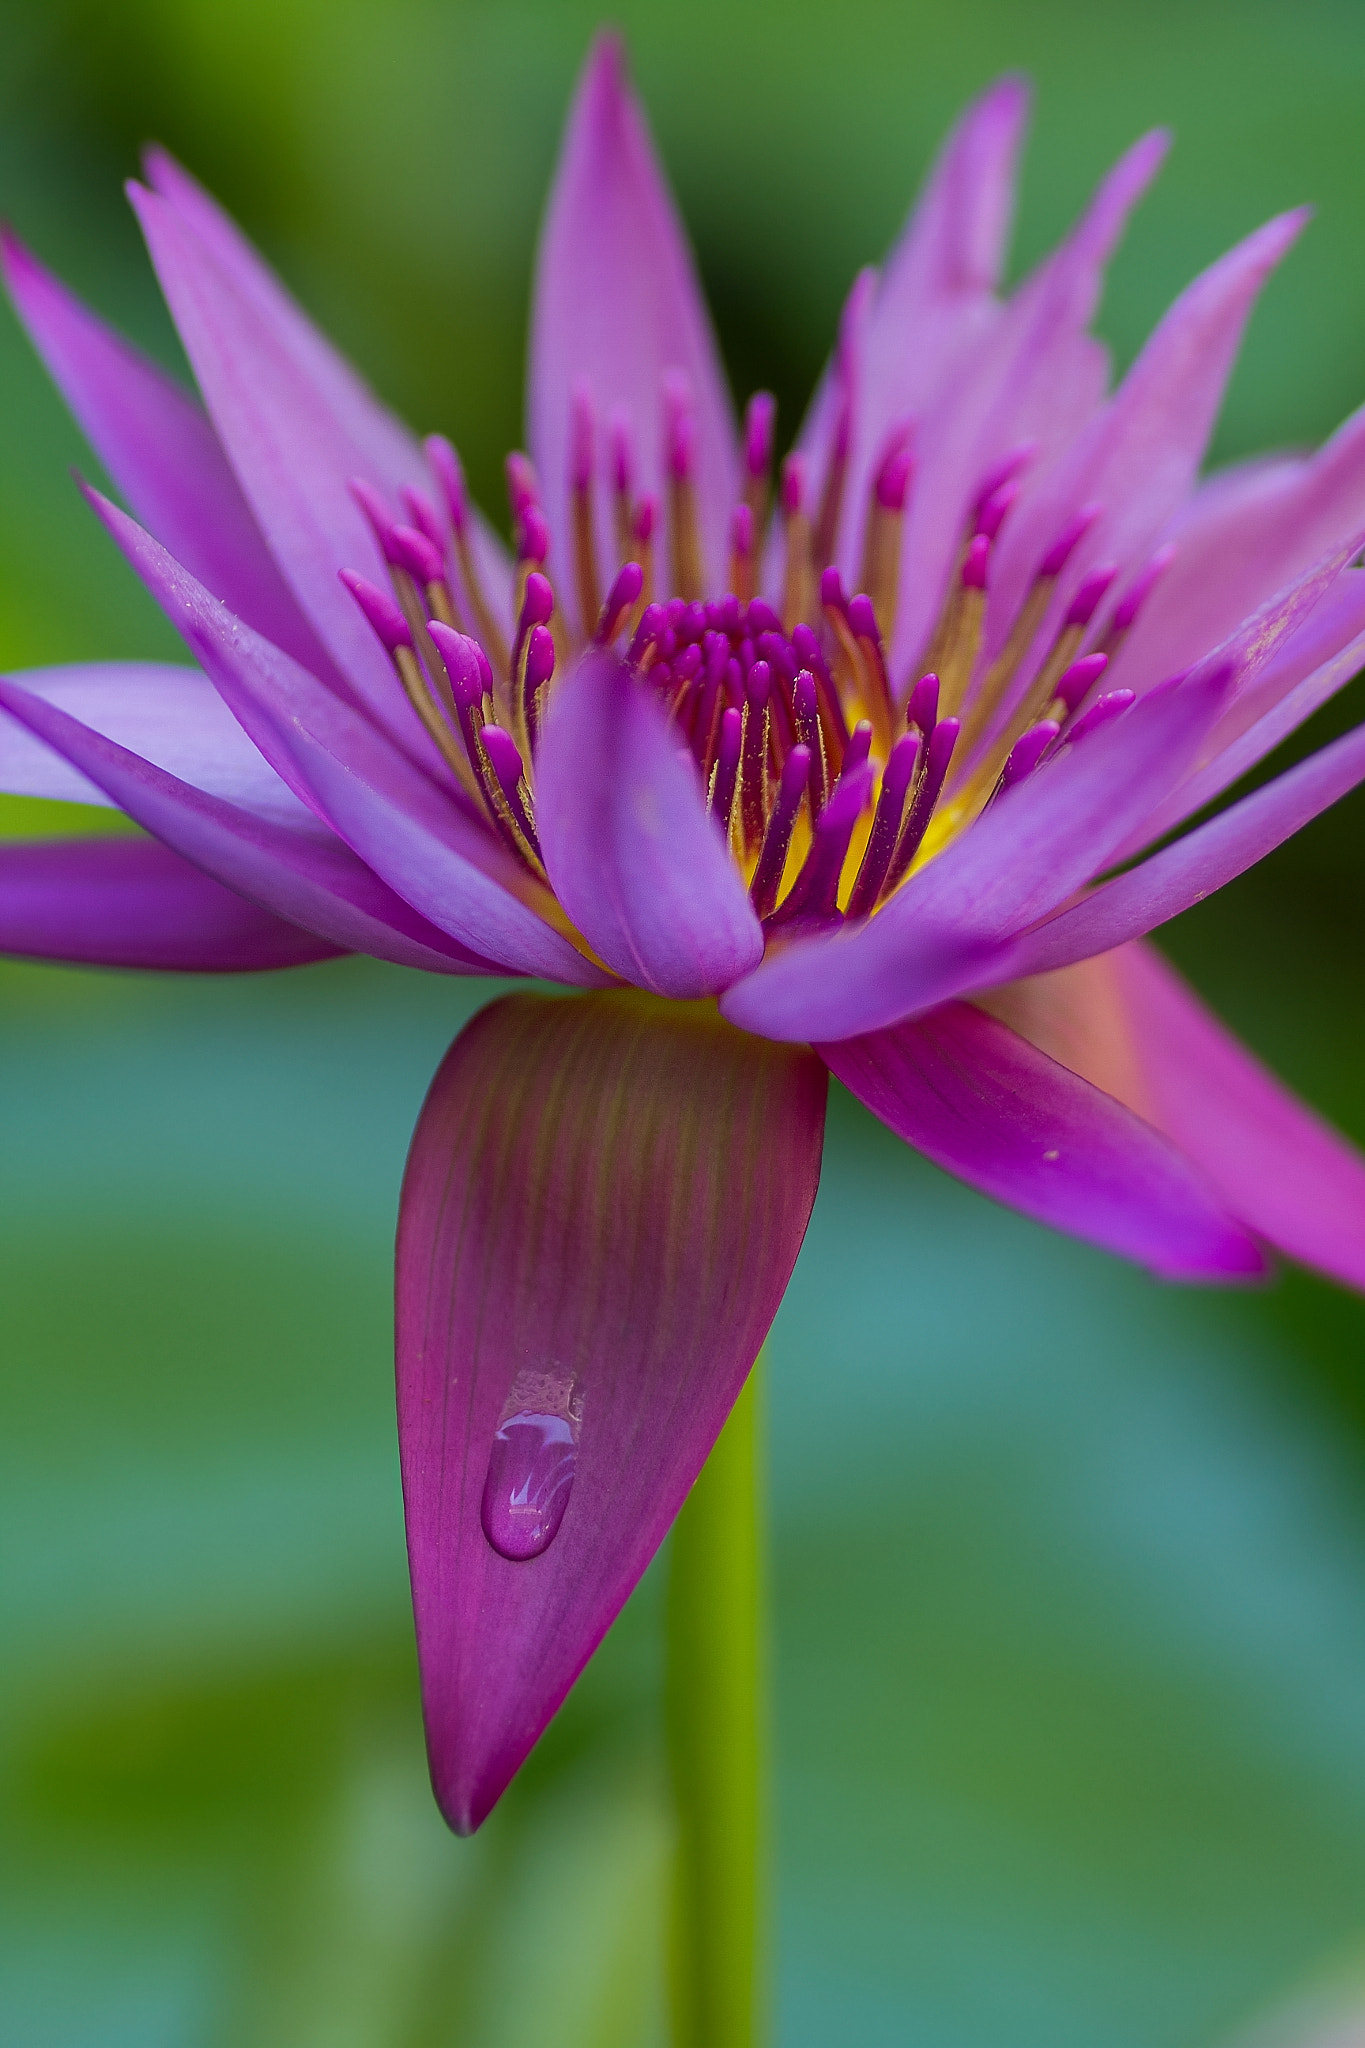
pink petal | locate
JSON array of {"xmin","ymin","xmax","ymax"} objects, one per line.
[
  {"xmin": 1003, "ymin": 712, "xmax": 1365, "ymax": 981},
  {"xmin": 0, "ymin": 228, "xmax": 346, "ymax": 689},
  {"xmin": 0, "ymin": 677, "xmax": 500, "ymax": 976},
  {"xmin": 721, "ymin": 660, "xmax": 1227, "ymax": 1044},
  {"xmin": 984, "ymin": 944, "xmax": 1365, "ymax": 1294},
  {"xmin": 0, "ymin": 661, "xmax": 311, "ymax": 822},
  {"xmin": 820, "ymin": 998, "xmax": 1263, "ymax": 1280},
  {"xmin": 986, "ymin": 210, "xmax": 1309, "ymax": 693},
  {"xmin": 536, "ymin": 650, "xmax": 763, "ymax": 996},
  {"xmin": 528, "ymin": 34, "xmax": 736, "ymax": 622},
  {"xmin": 893, "ymin": 130, "xmax": 1168, "ymax": 674},
  {"xmin": 91, "ymin": 490, "xmax": 602, "ymax": 986},
  {"xmin": 0, "ymin": 835, "xmax": 340, "ymax": 972},
  {"xmin": 397, "ymin": 989, "xmax": 827, "ymax": 1832}
]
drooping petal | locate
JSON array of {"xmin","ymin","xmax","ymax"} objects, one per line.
[
  {"xmin": 983, "ymin": 945, "xmax": 1365, "ymax": 1294},
  {"xmin": 0, "ymin": 229, "xmax": 347, "ymax": 688},
  {"xmin": 0, "ymin": 835, "xmax": 341, "ymax": 972},
  {"xmin": 0, "ymin": 661, "xmax": 313, "ymax": 823},
  {"xmin": 820, "ymin": 999, "xmax": 1263, "ymax": 1280},
  {"xmin": 90, "ymin": 490, "xmax": 602, "ymax": 986},
  {"xmin": 536, "ymin": 650, "xmax": 763, "ymax": 996},
  {"xmin": 396, "ymin": 988, "xmax": 827, "ymax": 1833},
  {"xmin": 986, "ymin": 210, "xmax": 1309, "ymax": 689},
  {"xmin": 125, "ymin": 178, "xmax": 456, "ymax": 770},
  {"xmin": 721, "ymin": 660, "xmax": 1228, "ymax": 1044},
  {"xmin": 1002, "ymin": 713, "xmax": 1365, "ymax": 981},
  {"xmin": 892, "ymin": 129, "xmax": 1168, "ymax": 674},
  {"xmin": 528, "ymin": 33, "xmax": 736, "ymax": 621},
  {"xmin": 0, "ymin": 677, "xmax": 500, "ymax": 976}
]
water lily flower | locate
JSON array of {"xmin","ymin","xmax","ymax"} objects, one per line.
[{"xmin": 6, "ymin": 33, "xmax": 1365, "ymax": 1836}]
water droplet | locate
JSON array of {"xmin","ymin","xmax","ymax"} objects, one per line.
[{"xmin": 481, "ymin": 1409, "xmax": 578, "ymax": 1561}]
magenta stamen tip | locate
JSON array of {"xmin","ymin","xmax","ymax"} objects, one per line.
[
  {"xmin": 632, "ymin": 494, "xmax": 657, "ymax": 544},
  {"xmin": 595, "ymin": 561, "xmax": 644, "ymax": 643},
  {"xmin": 730, "ymin": 502, "xmax": 755, "ymax": 556},
  {"xmin": 339, "ymin": 568, "xmax": 412, "ymax": 653},
  {"xmin": 961, "ymin": 533, "xmax": 990, "ymax": 590},
  {"xmin": 426, "ymin": 619, "xmax": 483, "ymax": 701},
  {"xmin": 781, "ymin": 451, "xmax": 807, "ymax": 517},
  {"xmin": 875, "ymin": 442, "xmax": 916, "ymax": 512},
  {"xmin": 518, "ymin": 505, "xmax": 550, "ymax": 565},
  {"xmin": 747, "ymin": 597, "xmax": 782, "ymax": 637},
  {"xmin": 609, "ymin": 408, "xmax": 636, "ymax": 496},
  {"xmin": 570, "ymin": 381, "xmax": 595, "ymax": 493},
  {"xmin": 525, "ymin": 623, "xmax": 556, "ymax": 692},
  {"xmin": 1055, "ymin": 650, "xmax": 1109, "ymax": 712},
  {"xmin": 1039, "ymin": 500, "xmax": 1103, "ymax": 579},
  {"xmin": 663, "ymin": 369, "xmax": 696, "ymax": 482},
  {"xmin": 627, "ymin": 602, "xmax": 666, "ymax": 665},
  {"xmin": 846, "ymin": 593, "xmax": 881, "ymax": 642},
  {"xmin": 974, "ymin": 440, "xmax": 1039, "ymax": 515},
  {"xmin": 1065, "ymin": 561, "xmax": 1120, "ymax": 628},
  {"xmin": 1112, "ymin": 542, "xmax": 1178, "ymax": 632},
  {"xmin": 506, "ymin": 451, "xmax": 542, "ymax": 518},
  {"xmin": 389, "ymin": 523, "xmax": 445, "ymax": 586},
  {"xmin": 347, "ymin": 476, "xmax": 394, "ymax": 544},
  {"xmin": 400, "ymin": 484, "xmax": 445, "ymax": 552},
  {"xmin": 520, "ymin": 570, "xmax": 555, "ymax": 628},
  {"xmin": 746, "ymin": 658, "xmax": 772, "ymax": 706},
  {"xmin": 820, "ymin": 565, "xmax": 847, "ymax": 613},
  {"xmin": 424, "ymin": 435, "xmax": 468, "ymax": 537},
  {"xmin": 1002, "ymin": 720, "xmax": 1060, "ymax": 790},
  {"xmin": 975, "ymin": 478, "xmax": 1021, "ymax": 542},
  {"xmin": 744, "ymin": 391, "xmax": 776, "ymax": 478},
  {"xmin": 794, "ymin": 668, "xmax": 819, "ymax": 721},
  {"xmin": 480, "ymin": 723, "xmax": 526, "ymax": 801},
  {"xmin": 1065, "ymin": 689, "xmax": 1136, "ymax": 747}
]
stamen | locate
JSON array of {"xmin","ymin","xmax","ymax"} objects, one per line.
[
  {"xmin": 959, "ymin": 499, "xmax": 1102, "ymax": 754},
  {"xmin": 628, "ymin": 602, "xmax": 667, "ymax": 667},
  {"xmin": 780, "ymin": 454, "xmax": 817, "ymax": 631},
  {"xmin": 402, "ymin": 486, "xmax": 464, "ymax": 630},
  {"xmin": 793, "ymin": 668, "xmax": 828, "ymax": 815},
  {"xmin": 821, "ymin": 567, "xmax": 866, "ymax": 725},
  {"xmin": 973, "ymin": 441, "xmax": 1038, "ymax": 517},
  {"xmin": 610, "ymin": 408, "xmax": 637, "ymax": 563},
  {"xmin": 479, "ymin": 723, "xmax": 545, "ymax": 871},
  {"xmin": 342, "ymin": 568, "xmax": 473, "ymax": 791},
  {"xmin": 427, "ymin": 621, "xmax": 488, "ymax": 768},
  {"xmin": 510, "ymin": 570, "xmax": 554, "ymax": 752},
  {"xmin": 425, "ymin": 433, "xmax": 512, "ymax": 680},
  {"xmin": 935, "ymin": 533, "xmax": 990, "ymax": 719},
  {"xmin": 843, "ymin": 719, "xmax": 874, "ymax": 775},
  {"xmin": 846, "ymin": 730, "xmax": 920, "ymax": 917},
  {"xmin": 709, "ymin": 704, "xmax": 743, "ymax": 835},
  {"xmin": 905, "ymin": 671, "xmax": 940, "ymax": 741},
  {"xmin": 559, "ymin": 380, "xmax": 600, "ymax": 638},
  {"xmin": 791, "ymin": 621, "xmax": 850, "ymax": 761},
  {"xmin": 845, "ymin": 594, "xmax": 897, "ymax": 756},
  {"xmin": 522, "ymin": 624, "xmax": 556, "ymax": 751},
  {"xmin": 883, "ymin": 716, "xmax": 960, "ymax": 893},
  {"xmin": 664, "ymin": 371, "xmax": 705, "ymax": 601},
  {"xmin": 631, "ymin": 495, "xmax": 657, "ymax": 613},
  {"xmin": 999, "ymin": 719, "xmax": 1060, "ymax": 793},
  {"xmin": 1049, "ymin": 650, "xmax": 1110, "ymax": 725},
  {"xmin": 506, "ymin": 451, "xmax": 542, "ymax": 523},
  {"xmin": 742, "ymin": 392, "xmax": 776, "ymax": 534},
  {"xmin": 729, "ymin": 503, "xmax": 756, "ymax": 602},
  {"xmin": 1095, "ymin": 542, "xmax": 1176, "ymax": 659},
  {"xmin": 812, "ymin": 398, "xmax": 852, "ymax": 573},
  {"xmin": 858, "ymin": 420, "xmax": 915, "ymax": 642},
  {"xmin": 771, "ymin": 756, "xmax": 875, "ymax": 926},
  {"xmin": 594, "ymin": 561, "xmax": 644, "ymax": 645},
  {"xmin": 1057, "ymin": 687, "xmax": 1134, "ymax": 748},
  {"xmin": 740, "ymin": 661, "xmax": 772, "ymax": 853},
  {"xmin": 750, "ymin": 744, "xmax": 811, "ymax": 919}
]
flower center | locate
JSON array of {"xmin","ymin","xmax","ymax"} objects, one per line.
[{"xmin": 340, "ymin": 376, "xmax": 1174, "ymax": 936}]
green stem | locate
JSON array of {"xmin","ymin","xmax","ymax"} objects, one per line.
[{"xmin": 665, "ymin": 1357, "xmax": 768, "ymax": 2048}]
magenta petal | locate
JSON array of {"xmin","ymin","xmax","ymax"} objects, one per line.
[
  {"xmin": 396, "ymin": 990, "xmax": 827, "ymax": 1832},
  {"xmin": 0, "ymin": 678, "xmax": 499, "ymax": 976},
  {"xmin": 722, "ymin": 661, "xmax": 1227, "ymax": 1043},
  {"xmin": 90, "ymin": 490, "xmax": 601, "ymax": 986},
  {"xmin": 0, "ymin": 661, "xmax": 311, "ymax": 821},
  {"xmin": 0, "ymin": 836, "xmax": 340, "ymax": 972},
  {"xmin": 529, "ymin": 34, "xmax": 736, "ymax": 622},
  {"xmin": 536, "ymin": 650, "xmax": 763, "ymax": 996},
  {"xmin": 820, "ymin": 1000, "xmax": 1263, "ymax": 1280},
  {"xmin": 1008, "ymin": 714, "xmax": 1365, "ymax": 980},
  {"xmin": 0, "ymin": 229, "xmax": 347, "ymax": 689}
]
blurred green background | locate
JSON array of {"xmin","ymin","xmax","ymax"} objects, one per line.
[{"xmin": 5, "ymin": 1, "xmax": 1365, "ymax": 2042}]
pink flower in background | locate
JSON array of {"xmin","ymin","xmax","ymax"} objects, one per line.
[{"xmin": 6, "ymin": 33, "xmax": 1365, "ymax": 1831}]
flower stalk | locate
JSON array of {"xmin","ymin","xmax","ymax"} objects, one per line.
[{"xmin": 666, "ymin": 1359, "xmax": 769, "ymax": 2048}]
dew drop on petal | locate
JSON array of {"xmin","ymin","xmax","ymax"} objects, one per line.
[{"xmin": 481, "ymin": 1404, "xmax": 578, "ymax": 1561}]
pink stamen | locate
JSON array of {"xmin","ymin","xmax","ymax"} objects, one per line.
[
  {"xmin": 570, "ymin": 382, "xmax": 595, "ymax": 493},
  {"xmin": 961, "ymin": 534, "xmax": 991, "ymax": 589},
  {"xmin": 973, "ymin": 442, "xmax": 1038, "ymax": 520},
  {"xmin": 885, "ymin": 717, "xmax": 960, "ymax": 888},
  {"xmin": 1111, "ymin": 542, "xmax": 1178, "ymax": 634},
  {"xmin": 975, "ymin": 479, "xmax": 1021, "ymax": 541},
  {"xmin": 906, "ymin": 672, "xmax": 940, "ymax": 739},
  {"xmin": 610, "ymin": 410, "xmax": 636, "ymax": 498},
  {"xmin": 1054, "ymin": 651, "xmax": 1109, "ymax": 714},
  {"xmin": 1065, "ymin": 561, "xmax": 1120, "ymax": 628},
  {"xmin": 424, "ymin": 436, "xmax": 469, "ymax": 538},
  {"xmin": 843, "ymin": 720, "xmax": 873, "ymax": 774},
  {"xmin": 741, "ymin": 660, "xmax": 772, "ymax": 850},
  {"xmin": 1038, "ymin": 501, "xmax": 1103, "ymax": 579},
  {"xmin": 1062, "ymin": 688, "xmax": 1135, "ymax": 747},
  {"xmin": 875, "ymin": 439, "xmax": 916, "ymax": 513},
  {"xmin": 401, "ymin": 485, "xmax": 446, "ymax": 554},
  {"xmin": 709, "ymin": 705, "xmax": 743, "ymax": 829},
  {"xmin": 793, "ymin": 668, "xmax": 827, "ymax": 814},
  {"xmin": 781, "ymin": 452, "xmax": 807, "ymax": 518},
  {"xmin": 846, "ymin": 730, "xmax": 920, "ymax": 917},
  {"xmin": 340, "ymin": 569, "xmax": 411, "ymax": 652},
  {"xmin": 628, "ymin": 603, "xmax": 667, "ymax": 665},
  {"xmin": 744, "ymin": 392, "xmax": 776, "ymax": 481},
  {"xmin": 819, "ymin": 566, "xmax": 848, "ymax": 617},
  {"xmin": 523, "ymin": 624, "xmax": 556, "ymax": 746},
  {"xmin": 750, "ymin": 743, "xmax": 812, "ymax": 920},
  {"xmin": 773, "ymin": 757, "xmax": 876, "ymax": 925},
  {"xmin": 595, "ymin": 562, "xmax": 643, "ymax": 644},
  {"xmin": 388, "ymin": 523, "xmax": 445, "ymax": 587},
  {"xmin": 663, "ymin": 370, "xmax": 696, "ymax": 482},
  {"xmin": 480, "ymin": 723, "xmax": 542, "ymax": 859},
  {"xmin": 506, "ymin": 452, "xmax": 541, "ymax": 519},
  {"xmin": 633, "ymin": 495, "xmax": 657, "ymax": 544},
  {"xmin": 517, "ymin": 503, "xmax": 550, "ymax": 566},
  {"xmin": 1000, "ymin": 720, "xmax": 1060, "ymax": 791}
]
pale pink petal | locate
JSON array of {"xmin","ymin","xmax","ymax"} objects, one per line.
[{"xmin": 398, "ymin": 990, "xmax": 826, "ymax": 1832}]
